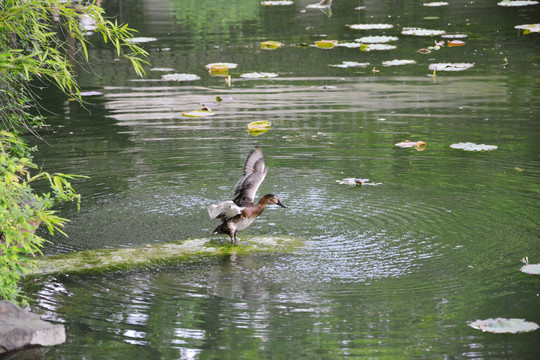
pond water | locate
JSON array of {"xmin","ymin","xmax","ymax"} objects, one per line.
[{"xmin": 18, "ymin": 0, "xmax": 540, "ymax": 358}]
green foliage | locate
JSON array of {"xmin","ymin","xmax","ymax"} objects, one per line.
[{"xmin": 0, "ymin": 0, "xmax": 149, "ymax": 303}]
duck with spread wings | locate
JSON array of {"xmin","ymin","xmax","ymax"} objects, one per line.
[{"xmin": 207, "ymin": 147, "xmax": 287, "ymax": 244}]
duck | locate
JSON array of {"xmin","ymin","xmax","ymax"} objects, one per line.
[{"xmin": 207, "ymin": 146, "xmax": 287, "ymax": 244}]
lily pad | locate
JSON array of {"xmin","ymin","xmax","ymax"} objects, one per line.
[
  {"xmin": 497, "ymin": 1, "xmax": 539, "ymax": 6},
  {"xmin": 417, "ymin": 48, "xmax": 432, "ymax": 54},
  {"xmin": 347, "ymin": 24, "xmax": 394, "ymax": 30},
  {"xmin": 161, "ymin": 73, "xmax": 200, "ymax": 82},
  {"xmin": 205, "ymin": 62, "xmax": 238, "ymax": 70},
  {"xmin": 382, "ymin": 59, "xmax": 416, "ymax": 66},
  {"xmin": 125, "ymin": 37, "xmax": 158, "ymax": 43},
  {"xmin": 520, "ymin": 263, "xmax": 540, "ymax": 274},
  {"xmin": 261, "ymin": 1, "xmax": 293, "ymax": 5},
  {"xmin": 336, "ymin": 42, "xmax": 362, "ymax": 48},
  {"xmin": 423, "ymin": 1, "xmax": 449, "ymax": 6},
  {"xmin": 395, "ymin": 140, "xmax": 426, "ymax": 150},
  {"xmin": 240, "ymin": 72, "xmax": 278, "ymax": 79},
  {"xmin": 468, "ymin": 318, "xmax": 539, "ymax": 333},
  {"xmin": 447, "ymin": 40, "xmax": 466, "ymax": 47},
  {"xmin": 429, "ymin": 63, "xmax": 474, "ymax": 71},
  {"xmin": 329, "ymin": 61, "xmax": 370, "ymax": 68},
  {"xmin": 150, "ymin": 67, "xmax": 176, "ymax": 72},
  {"xmin": 336, "ymin": 178, "xmax": 370, "ymax": 186},
  {"xmin": 315, "ymin": 40, "xmax": 338, "ymax": 48},
  {"xmin": 441, "ymin": 34, "xmax": 468, "ymax": 39},
  {"xmin": 216, "ymin": 96, "xmax": 235, "ymax": 102},
  {"xmin": 79, "ymin": 91, "xmax": 102, "ymax": 97},
  {"xmin": 356, "ymin": 36, "xmax": 399, "ymax": 43},
  {"xmin": 307, "ymin": 1, "xmax": 332, "ymax": 9},
  {"xmin": 515, "ymin": 23, "xmax": 540, "ymax": 33},
  {"xmin": 402, "ymin": 27, "xmax": 446, "ymax": 36},
  {"xmin": 361, "ymin": 44, "xmax": 397, "ymax": 51},
  {"xmin": 182, "ymin": 109, "xmax": 215, "ymax": 117},
  {"xmin": 261, "ymin": 41, "xmax": 282, "ymax": 49},
  {"xmin": 450, "ymin": 142, "xmax": 497, "ymax": 151},
  {"xmin": 247, "ymin": 121, "xmax": 272, "ymax": 132}
]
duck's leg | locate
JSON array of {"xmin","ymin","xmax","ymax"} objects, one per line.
[{"xmin": 233, "ymin": 231, "xmax": 239, "ymax": 245}]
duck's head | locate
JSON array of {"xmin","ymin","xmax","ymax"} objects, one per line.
[{"xmin": 260, "ymin": 194, "xmax": 288, "ymax": 208}]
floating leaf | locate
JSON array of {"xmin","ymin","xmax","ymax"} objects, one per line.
[
  {"xmin": 247, "ymin": 121, "xmax": 272, "ymax": 135},
  {"xmin": 429, "ymin": 63, "xmax": 474, "ymax": 71},
  {"xmin": 515, "ymin": 23, "xmax": 540, "ymax": 33},
  {"xmin": 216, "ymin": 96, "xmax": 235, "ymax": 102},
  {"xmin": 450, "ymin": 142, "xmax": 497, "ymax": 151},
  {"xmin": 498, "ymin": 1, "xmax": 539, "ymax": 6},
  {"xmin": 161, "ymin": 73, "xmax": 200, "ymax": 82},
  {"xmin": 310, "ymin": 85, "xmax": 338, "ymax": 90},
  {"xmin": 423, "ymin": 1, "xmax": 449, "ymax": 6},
  {"xmin": 240, "ymin": 72, "xmax": 278, "ymax": 79},
  {"xmin": 205, "ymin": 63, "xmax": 238, "ymax": 70},
  {"xmin": 347, "ymin": 24, "xmax": 394, "ymax": 30},
  {"xmin": 336, "ymin": 42, "xmax": 362, "ymax": 48},
  {"xmin": 402, "ymin": 27, "xmax": 446, "ymax": 36},
  {"xmin": 468, "ymin": 318, "xmax": 539, "ymax": 333},
  {"xmin": 150, "ymin": 67, "xmax": 175, "ymax": 72},
  {"xmin": 395, "ymin": 140, "xmax": 426, "ymax": 150},
  {"xmin": 261, "ymin": 1, "xmax": 293, "ymax": 5},
  {"xmin": 441, "ymin": 34, "xmax": 468, "ymax": 39},
  {"xmin": 261, "ymin": 41, "xmax": 282, "ymax": 49},
  {"xmin": 382, "ymin": 59, "xmax": 416, "ymax": 66},
  {"xmin": 329, "ymin": 61, "xmax": 370, "ymax": 68},
  {"xmin": 520, "ymin": 264, "xmax": 540, "ymax": 275},
  {"xmin": 79, "ymin": 91, "xmax": 102, "ymax": 97},
  {"xmin": 361, "ymin": 44, "xmax": 397, "ymax": 51},
  {"xmin": 337, "ymin": 178, "xmax": 370, "ymax": 186},
  {"xmin": 125, "ymin": 37, "xmax": 158, "ymax": 43},
  {"xmin": 447, "ymin": 40, "xmax": 466, "ymax": 47},
  {"xmin": 355, "ymin": 35, "xmax": 399, "ymax": 43},
  {"xmin": 417, "ymin": 48, "xmax": 432, "ymax": 54},
  {"xmin": 315, "ymin": 40, "xmax": 338, "ymax": 48},
  {"xmin": 307, "ymin": 1, "xmax": 331, "ymax": 9},
  {"xmin": 182, "ymin": 108, "xmax": 215, "ymax": 117}
]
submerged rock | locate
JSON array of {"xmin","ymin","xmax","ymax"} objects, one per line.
[{"xmin": 0, "ymin": 300, "xmax": 65, "ymax": 353}]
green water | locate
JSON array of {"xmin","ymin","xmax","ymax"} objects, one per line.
[{"xmin": 17, "ymin": 0, "xmax": 540, "ymax": 358}]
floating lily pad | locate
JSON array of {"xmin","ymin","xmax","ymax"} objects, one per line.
[
  {"xmin": 240, "ymin": 72, "xmax": 278, "ymax": 79},
  {"xmin": 429, "ymin": 63, "xmax": 474, "ymax": 71},
  {"xmin": 347, "ymin": 24, "xmax": 394, "ymax": 30},
  {"xmin": 329, "ymin": 61, "xmax": 370, "ymax": 68},
  {"xmin": 402, "ymin": 27, "xmax": 446, "ymax": 36},
  {"xmin": 423, "ymin": 1, "xmax": 449, "ymax": 6},
  {"xmin": 418, "ymin": 48, "xmax": 432, "ymax": 54},
  {"xmin": 361, "ymin": 44, "xmax": 397, "ymax": 51},
  {"xmin": 306, "ymin": 1, "xmax": 331, "ymax": 9},
  {"xmin": 395, "ymin": 140, "xmax": 426, "ymax": 150},
  {"xmin": 150, "ymin": 67, "xmax": 176, "ymax": 72},
  {"xmin": 337, "ymin": 178, "xmax": 370, "ymax": 186},
  {"xmin": 125, "ymin": 37, "xmax": 158, "ymax": 43},
  {"xmin": 515, "ymin": 23, "xmax": 540, "ymax": 33},
  {"xmin": 355, "ymin": 36, "xmax": 399, "ymax": 43},
  {"xmin": 336, "ymin": 42, "xmax": 362, "ymax": 48},
  {"xmin": 315, "ymin": 40, "xmax": 338, "ymax": 48},
  {"xmin": 261, "ymin": 41, "xmax": 282, "ymax": 49},
  {"xmin": 382, "ymin": 59, "xmax": 416, "ymax": 66},
  {"xmin": 520, "ymin": 263, "xmax": 540, "ymax": 274},
  {"xmin": 216, "ymin": 96, "xmax": 235, "ymax": 102},
  {"xmin": 79, "ymin": 91, "xmax": 102, "ymax": 97},
  {"xmin": 182, "ymin": 109, "xmax": 215, "ymax": 117},
  {"xmin": 441, "ymin": 34, "xmax": 468, "ymax": 39},
  {"xmin": 447, "ymin": 40, "xmax": 466, "ymax": 47},
  {"xmin": 205, "ymin": 63, "xmax": 238, "ymax": 70},
  {"xmin": 161, "ymin": 73, "xmax": 200, "ymax": 82},
  {"xmin": 261, "ymin": 1, "xmax": 293, "ymax": 5},
  {"xmin": 468, "ymin": 318, "xmax": 539, "ymax": 333},
  {"xmin": 450, "ymin": 142, "xmax": 497, "ymax": 151},
  {"xmin": 247, "ymin": 121, "xmax": 272, "ymax": 132},
  {"xmin": 498, "ymin": 1, "xmax": 539, "ymax": 6},
  {"xmin": 310, "ymin": 85, "xmax": 338, "ymax": 90}
]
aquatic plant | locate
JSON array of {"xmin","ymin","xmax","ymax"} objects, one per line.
[{"xmin": 468, "ymin": 318, "xmax": 539, "ymax": 333}]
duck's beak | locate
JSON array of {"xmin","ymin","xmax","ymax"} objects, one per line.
[{"xmin": 277, "ymin": 200, "xmax": 288, "ymax": 208}]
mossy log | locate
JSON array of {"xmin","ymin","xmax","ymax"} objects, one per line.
[{"xmin": 29, "ymin": 236, "xmax": 303, "ymax": 276}]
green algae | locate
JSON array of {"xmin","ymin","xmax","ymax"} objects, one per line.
[{"xmin": 29, "ymin": 236, "xmax": 303, "ymax": 276}]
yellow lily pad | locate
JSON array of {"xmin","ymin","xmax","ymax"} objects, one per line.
[
  {"xmin": 182, "ymin": 109, "xmax": 215, "ymax": 117},
  {"xmin": 247, "ymin": 121, "xmax": 272, "ymax": 132},
  {"xmin": 261, "ymin": 41, "xmax": 282, "ymax": 49},
  {"xmin": 315, "ymin": 40, "xmax": 338, "ymax": 49}
]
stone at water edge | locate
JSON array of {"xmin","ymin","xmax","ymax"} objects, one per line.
[{"xmin": 0, "ymin": 300, "xmax": 65, "ymax": 353}]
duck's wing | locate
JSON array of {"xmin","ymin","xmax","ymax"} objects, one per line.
[
  {"xmin": 208, "ymin": 201, "xmax": 243, "ymax": 220},
  {"xmin": 233, "ymin": 147, "xmax": 268, "ymax": 206}
]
